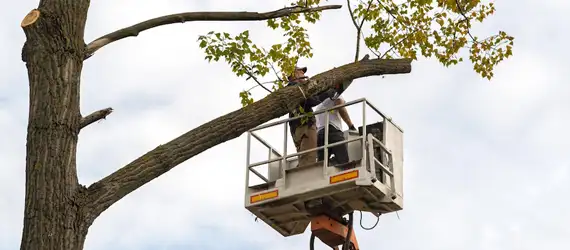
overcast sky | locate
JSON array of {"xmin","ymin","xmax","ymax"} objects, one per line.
[{"xmin": 1, "ymin": 0, "xmax": 569, "ymax": 249}]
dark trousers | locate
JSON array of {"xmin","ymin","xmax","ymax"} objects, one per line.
[{"xmin": 317, "ymin": 125, "xmax": 349, "ymax": 165}]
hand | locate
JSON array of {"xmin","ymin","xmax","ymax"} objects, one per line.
[{"xmin": 347, "ymin": 125, "xmax": 358, "ymax": 135}]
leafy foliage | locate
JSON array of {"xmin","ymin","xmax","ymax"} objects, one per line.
[
  {"xmin": 354, "ymin": 0, "xmax": 513, "ymax": 79},
  {"xmin": 197, "ymin": 0, "xmax": 514, "ymax": 106},
  {"xmin": 197, "ymin": 0, "xmax": 324, "ymax": 106}
]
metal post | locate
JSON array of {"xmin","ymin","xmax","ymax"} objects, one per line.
[
  {"xmin": 282, "ymin": 122, "xmax": 288, "ymax": 180},
  {"xmin": 323, "ymin": 110, "xmax": 330, "ymax": 175},
  {"xmin": 245, "ymin": 132, "xmax": 251, "ymax": 195},
  {"xmin": 361, "ymin": 101, "xmax": 367, "ymax": 171},
  {"xmin": 266, "ymin": 147, "xmax": 271, "ymax": 182},
  {"xmin": 367, "ymin": 133, "xmax": 377, "ymax": 181}
]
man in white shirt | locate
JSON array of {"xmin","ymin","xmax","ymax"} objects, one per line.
[{"xmin": 315, "ymin": 93, "xmax": 357, "ymax": 165}]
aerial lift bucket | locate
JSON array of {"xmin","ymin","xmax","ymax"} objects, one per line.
[{"xmin": 244, "ymin": 98, "xmax": 404, "ymax": 249}]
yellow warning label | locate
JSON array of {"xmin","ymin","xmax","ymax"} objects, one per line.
[
  {"xmin": 330, "ymin": 169, "xmax": 359, "ymax": 184},
  {"xmin": 250, "ymin": 190, "xmax": 279, "ymax": 204}
]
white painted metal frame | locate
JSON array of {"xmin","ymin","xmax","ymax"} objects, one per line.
[{"xmin": 243, "ymin": 98, "xmax": 405, "ymax": 237}]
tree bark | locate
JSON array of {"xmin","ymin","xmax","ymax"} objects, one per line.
[{"xmin": 20, "ymin": 0, "xmax": 92, "ymax": 249}]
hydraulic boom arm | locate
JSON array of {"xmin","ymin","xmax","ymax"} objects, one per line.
[{"xmin": 310, "ymin": 212, "xmax": 359, "ymax": 250}]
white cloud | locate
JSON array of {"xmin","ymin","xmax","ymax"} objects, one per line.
[{"xmin": 1, "ymin": 0, "xmax": 570, "ymax": 250}]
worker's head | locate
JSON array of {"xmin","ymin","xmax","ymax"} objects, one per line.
[{"xmin": 288, "ymin": 66, "xmax": 307, "ymax": 83}]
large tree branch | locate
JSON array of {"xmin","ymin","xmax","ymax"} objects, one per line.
[
  {"xmin": 84, "ymin": 58, "xmax": 412, "ymax": 218},
  {"xmin": 84, "ymin": 5, "xmax": 342, "ymax": 59}
]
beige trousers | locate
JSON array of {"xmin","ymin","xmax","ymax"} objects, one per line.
[{"xmin": 293, "ymin": 123, "xmax": 318, "ymax": 167}]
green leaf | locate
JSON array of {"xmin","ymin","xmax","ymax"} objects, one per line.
[{"xmin": 199, "ymin": 40, "xmax": 207, "ymax": 48}]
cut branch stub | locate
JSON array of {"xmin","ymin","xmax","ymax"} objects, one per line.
[
  {"xmin": 21, "ymin": 9, "xmax": 40, "ymax": 28},
  {"xmin": 80, "ymin": 107, "xmax": 114, "ymax": 130}
]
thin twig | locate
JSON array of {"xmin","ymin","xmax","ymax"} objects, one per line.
[
  {"xmin": 217, "ymin": 39, "xmax": 272, "ymax": 93},
  {"xmin": 454, "ymin": 0, "xmax": 477, "ymax": 42},
  {"xmin": 241, "ymin": 63, "xmax": 272, "ymax": 93},
  {"xmin": 246, "ymin": 80, "xmax": 278, "ymax": 92},
  {"xmin": 262, "ymin": 47, "xmax": 285, "ymax": 82},
  {"xmin": 380, "ymin": 33, "xmax": 411, "ymax": 59},
  {"xmin": 245, "ymin": 71, "xmax": 272, "ymax": 93},
  {"xmin": 357, "ymin": 30, "xmax": 380, "ymax": 58},
  {"xmin": 346, "ymin": 0, "xmax": 360, "ymax": 29},
  {"xmin": 268, "ymin": 62, "xmax": 283, "ymax": 82},
  {"xmin": 377, "ymin": 0, "xmax": 398, "ymax": 21},
  {"xmin": 353, "ymin": 0, "xmax": 374, "ymax": 62}
]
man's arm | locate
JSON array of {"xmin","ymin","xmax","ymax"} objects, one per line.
[
  {"xmin": 308, "ymin": 79, "xmax": 352, "ymax": 107},
  {"xmin": 334, "ymin": 97, "xmax": 356, "ymax": 130},
  {"xmin": 305, "ymin": 88, "xmax": 337, "ymax": 107}
]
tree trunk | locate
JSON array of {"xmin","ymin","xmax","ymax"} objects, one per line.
[{"xmin": 20, "ymin": 1, "xmax": 91, "ymax": 249}]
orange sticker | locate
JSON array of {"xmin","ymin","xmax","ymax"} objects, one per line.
[
  {"xmin": 250, "ymin": 190, "xmax": 279, "ymax": 203},
  {"xmin": 330, "ymin": 169, "xmax": 359, "ymax": 184}
]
